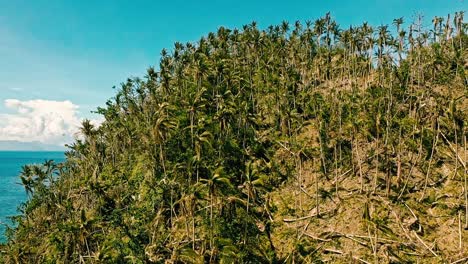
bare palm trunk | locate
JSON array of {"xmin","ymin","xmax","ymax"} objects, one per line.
[{"xmin": 464, "ymin": 133, "xmax": 467, "ymax": 229}]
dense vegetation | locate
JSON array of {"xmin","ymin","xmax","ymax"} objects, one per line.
[{"xmin": 1, "ymin": 12, "xmax": 467, "ymax": 263}]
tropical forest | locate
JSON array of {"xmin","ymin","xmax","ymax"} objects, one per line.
[{"xmin": 1, "ymin": 11, "xmax": 467, "ymax": 263}]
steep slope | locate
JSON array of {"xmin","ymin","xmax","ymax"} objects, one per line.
[{"xmin": 1, "ymin": 13, "xmax": 467, "ymax": 263}]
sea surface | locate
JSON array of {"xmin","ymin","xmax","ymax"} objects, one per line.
[{"xmin": 0, "ymin": 151, "xmax": 64, "ymax": 243}]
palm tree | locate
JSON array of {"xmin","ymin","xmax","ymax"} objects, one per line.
[
  {"xmin": 19, "ymin": 165, "xmax": 34, "ymax": 197},
  {"xmin": 198, "ymin": 166, "xmax": 233, "ymax": 256},
  {"xmin": 376, "ymin": 25, "xmax": 391, "ymax": 70},
  {"xmin": 360, "ymin": 22, "xmax": 374, "ymax": 83},
  {"xmin": 432, "ymin": 16, "xmax": 442, "ymax": 42},
  {"xmin": 393, "ymin": 17, "xmax": 404, "ymax": 62},
  {"xmin": 240, "ymin": 160, "xmax": 268, "ymax": 244}
]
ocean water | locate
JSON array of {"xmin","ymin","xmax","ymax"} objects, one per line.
[{"xmin": 0, "ymin": 151, "xmax": 65, "ymax": 243}]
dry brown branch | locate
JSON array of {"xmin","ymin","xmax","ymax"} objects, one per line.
[
  {"xmin": 303, "ymin": 232, "xmax": 331, "ymax": 242},
  {"xmin": 322, "ymin": 248, "xmax": 371, "ymax": 264},
  {"xmin": 283, "ymin": 207, "xmax": 336, "ymax": 222},
  {"xmin": 411, "ymin": 230, "xmax": 439, "ymax": 257},
  {"xmin": 441, "ymin": 132, "xmax": 466, "ymax": 170},
  {"xmin": 451, "ymin": 257, "xmax": 468, "ymax": 264},
  {"xmin": 333, "ymin": 232, "xmax": 411, "ymax": 246}
]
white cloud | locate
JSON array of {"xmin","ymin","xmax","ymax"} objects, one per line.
[{"xmin": 0, "ymin": 99, "xmax": 90, "ymax": 146}]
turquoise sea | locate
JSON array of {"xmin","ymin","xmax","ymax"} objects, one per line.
[{"xmin": 0, "ymin": 151, "xmax": 64, "ymax": 243}]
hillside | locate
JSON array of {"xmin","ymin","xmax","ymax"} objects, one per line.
[{"xmin": 1, "ymin": 12, "xmax": 467, "ymax": 263}]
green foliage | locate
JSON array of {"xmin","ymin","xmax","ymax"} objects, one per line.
[{"xmin": 1, "ymin": 12, "xmax": 467, "ymax": 263}]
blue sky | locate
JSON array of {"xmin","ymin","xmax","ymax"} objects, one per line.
[{"xmin": 0, "ymin": 0, "xmax": 465, "ymax": 145}]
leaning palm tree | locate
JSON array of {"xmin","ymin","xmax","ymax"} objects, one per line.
[{"xmin": 19, "ymin": 165, "xmax": 34, "ymax": 197}]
